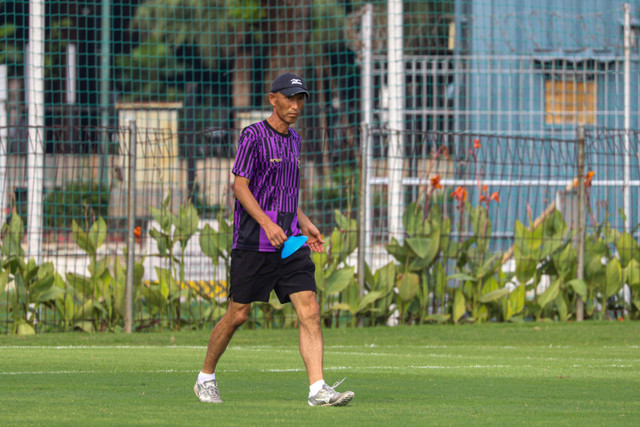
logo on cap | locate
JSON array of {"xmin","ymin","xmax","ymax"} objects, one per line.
[{"xmin": 290, "ymin": 79, "xmax": 302, "ymax": 86}]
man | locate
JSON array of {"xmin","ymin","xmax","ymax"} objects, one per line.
[{"xmin": 194, "ymin": 72, "xmax": 354, "ymax": 407}]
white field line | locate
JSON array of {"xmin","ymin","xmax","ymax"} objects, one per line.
[
  {"xmin": 2, "ymin": 344, "xmax": 639, "ymax": 350},
  {"xmin": 3, "ymin": 363, "xmax": 636, "ymax": 376}
]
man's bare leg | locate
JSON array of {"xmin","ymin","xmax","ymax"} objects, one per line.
[
  {"xmin": 201, "ymin": 297, "xmax": 252, "ymax": 374},
  {"xmin": 289, "ymin": 291, "xmax": 323, "ymax": 384}
]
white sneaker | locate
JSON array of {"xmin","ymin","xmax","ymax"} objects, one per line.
[
  {"xmin": 194, "ymin": 380, "xmax": 223, "ymax": 403},
  {"xmin": 308, "ymin": 378, "xmax": 354, "ymax": 407}
]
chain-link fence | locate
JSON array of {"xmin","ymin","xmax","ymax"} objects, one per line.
[{"xmin": 1, "ymin": 1, "xmax": 640, "ymax": 332}]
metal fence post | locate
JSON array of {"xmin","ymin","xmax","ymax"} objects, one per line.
[
  {"xmin": 576, "ymin": 126, "xmax": 586, "ymax": 322},
  {"xmin": 358, "ymin": 3, "xmax": 373, "ymax": 297},
  {"xmin": 125, "ymin": 120, "xmax": 137, "ymax": 333}
]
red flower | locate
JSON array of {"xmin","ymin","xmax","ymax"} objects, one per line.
[
  {"xmin": 451, "ymin": 186, "xmax": 467, "ymax": 203},
  {"xmin": 134, "ymin": 226, "xmax": 142, "ymax": 244},
  {"xmin": 490, "ymin": 192, "xmax": 500, "ymax": 203},
  {"xmin": 584, "ymin": 171, "xmax": 595, "ymax": 187},
  {"xmin": 473, "ymin": 139, "xmax": 481, "ymax": 150},
  {"xmin": 430, "ymin": 174, "xmax": 442, "ymax": 189}
]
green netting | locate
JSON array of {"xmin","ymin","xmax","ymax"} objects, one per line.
[{"xmin": 1, "ymin": 1, "xmax": 640, "ymax": 332}]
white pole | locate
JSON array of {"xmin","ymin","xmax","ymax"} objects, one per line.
[
  {"xmin": 623, "ymin": 3, "xmax": 631, "ymax": 233},
  {"xmin": 360, "ymin": 3, "xmax": 373, "ymax": 272},
  {"xmin": 27, "ymin": 0, "xmax": 45, "ymax": 263},
  {"xmin": 66, "ymin": 44, "xmax": 77, "ymax": 105},
  {"xmin": 387, "ymin": 0, "xmax": 404, "ymax": 242},
  {"xmin": 623, "ymin": 3, "xmax": 632, "ymax": 313},
  {"xmin": 0, "ymin": 65, "xmax": 7, "ymax": 228}
]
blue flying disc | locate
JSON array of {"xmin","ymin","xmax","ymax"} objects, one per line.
[{"xmin": 281, "ymin": 235, "xmax": 308, "ymax": 259}]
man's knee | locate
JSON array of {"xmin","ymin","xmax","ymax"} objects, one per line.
[
  {"xmin": 226, "ymin": 301, "xmax": 251, "ymax": 327},
  {"xmin": 295, "ymin": 295, "xmax": 321, "ymax": 325}
]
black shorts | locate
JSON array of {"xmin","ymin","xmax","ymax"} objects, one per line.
[{"xmin": 229, "ymin": 246, "xmax": 316, "ymax": 304}]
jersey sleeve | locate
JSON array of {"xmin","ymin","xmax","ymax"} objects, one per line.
[{"xmin": 232, "ymin": 129, "xmax": 256, "ymax": 179}]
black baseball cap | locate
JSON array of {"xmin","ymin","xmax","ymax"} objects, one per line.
[{"xmin": 270, "ymin": 72, "xmax": 309, "ymax": 98}]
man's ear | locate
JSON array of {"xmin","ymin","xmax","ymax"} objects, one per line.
[{"xmin": 268, "ymin": 92, "xmax": 276, "ymax": 107}]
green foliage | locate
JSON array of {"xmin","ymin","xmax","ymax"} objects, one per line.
[
  {"xmin": 146, "ymin": 191, "xmax": 201, "ymax": 330},
  {"xmin": 43, "ymin": 181, "xmax": 110, "ymax": 231},
  {"xmin": 66, "ymin": 217, "xmax": 145, "ymax": 332},
  {"xmin": 0, "ymin": 213, "xmax": 64, "ymax": 335}
]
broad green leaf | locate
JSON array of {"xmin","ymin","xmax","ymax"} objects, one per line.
[
  {"xmin": 556, "ymin": 294, "xmax": 569, "ymax": 321},
  {"xmin": 174, "ymin": 202, "xmax": 200, "ymax": 248},
  {"xmin": 2, "ymin": 213, "xmax": 25, "ymax": 257},
  {"xmin": 150, "ymin": 204, "xmax": 172, "ymax": 233},
  {"xmin": 155, "ymin": 267, "xmax": 176, "ymax": 299},
  {"xmin": 334, "ymin": 209, "xmax": 350, "ymax": 231},
  {"xmin": 325, "ymin": 266, "xmax": 355, "ymax": 296},
  {"xmin": 88, "ymin": 258, "xmax": 109, "ymax": 278},
  {"xmin": 447, "ymin": 273, "xmax": 476, "ymax": 282},
  {"xmin": 386, "ymin": 237, "xmax": 408, "ymax": 263},
  {"xmin": 88, "ymin": 217, "xmax": 107, "ymax": 252},
  {"xmin": 584, "ymin": 254, "xmax": 605, "ymax": 288},
  {"xmin": 626, "ymin": 259, "xmax": 640, "ymax": 289},
  {"xmin": 402, "ymin": 202, "xmax": 422, "ymax": 236},
  {"xmin": 0, "ymin": 270, "xmax": 9, "ymax": 294},
  {"xmin": 397, "ymin": 272, "xmax": 419, "ymax": 303},
  {"xmin": 73, "ymin": 320, "xmax": 95, "ymax": 333},
  {"xmin": 424, "ymin": 313, "xmax": 451, "ymax": 323},
  {"xmin": 408, "ymin": 230, "xmax": 440, "ymax": 270},
  {"xmin": 452, "ymin": 289, "xmax": 465, "ymax": 323},
  {"xmin": 374, "ymin": 262, "xmax": 396, "ymax": 295},
  {"xmin": 616, "ymin": 233, "xmax": 640, "ymax": 267},
  {"xmin": 311, "ymin": 251, "xmax": 328, "ymax": 292},
  {"xmin": 329, "ymin": 302, "xmax": 351, "ymax": 312},
  {"xmin": 149, "ymin": 228, "xmax": 171, "ymax": 256},
  {"xmin": 16, "ymin": 322, "xmax": 36, "ymax": 336},
  {"xmin": 478, "ymin": 287, "xmax": 510, "ymax": 303},
  {"xmin": 434, "ymin": 264, "xmax": 447, "ymax": 299},
  {"xmin": 604, "ymin": 258, "xmax": 623, "ymax": 298},
  {"xmin": 470, "ymin": 205, "xmax": 491, "ymax": 251},
  {"xmin": 72, "ymin": 219, "xmax": 95, "ymax": 255},
  {"xmin": 199, "ymin": 224, "xmax": 221, "ymax": 265},
  {"xmin": 66, "ymin": 273, "xmax": 93, "ymax": 298},
  {"xmin": 507, "ymin": 284, "xmax": 525, "ymax": 317},
  {"xmin": 477, "ymin": 253, "xmax": 501, "ymax": 279},
  {"xmin": 406, "ymin": 237, "xmax": 430, "ymax": 259},
  {"xmin": 555, "ymin": 244, "xmax": 576, "ymax": 279},
  {"xmin": 537, "ymin": 279, "xmax": 560, "ymax": 308},
  {"xmin": 34, "ymin": 286, "xmax": 64, "ymax": 303},
  {"xmin": 356, "ymin": 291, "xmax": 383, "ymax": 313},
  {"xmin": 329, "ymin": 228, "xmax": 343, "ymax": 259},
  {"xmin": 567, "ymin": 279, "xmax": 588, "ymax": 300}
]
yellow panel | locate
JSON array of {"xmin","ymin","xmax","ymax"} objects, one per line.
[{"xmin": 545, "ymin": 79, "xmax": 596, "ymax": 125}]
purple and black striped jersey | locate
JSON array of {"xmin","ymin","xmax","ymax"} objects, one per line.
[{"xmin": 231, "ymin": 120, "xmax": 302, "ymax": 252}]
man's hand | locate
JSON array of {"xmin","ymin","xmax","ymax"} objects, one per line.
[
  {"xmin": 263, "ymin": 221, "xmax": 287, "ymax": 249},
  {"xmin": 297, "ymin": 208, "xmax": 324, "ymax": 252}
]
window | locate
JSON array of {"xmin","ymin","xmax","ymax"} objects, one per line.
[{"xmin": 544, "ymin": 79, "xmax": 597, "ymax": 125}]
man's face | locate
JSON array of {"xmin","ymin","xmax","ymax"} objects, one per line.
[{"xmin": 269, "ymin": 92, "xmax": 306, "ymax": 126}]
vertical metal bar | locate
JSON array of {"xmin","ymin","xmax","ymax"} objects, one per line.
[
  {"xmin": 99, "ymin": 0, "xmax": 111, "ymax": 186},
  {"xmin": 623, "ymin": 3, "xmax": 631, "ymax": 232},
  {"xmin": 387, "ymin": 0, "xmax": 404, "ymax": 242},
  {"xmin": 0, "ymin": 65, "xmax": 7, "ymax": 228},
  {"xmin": 27, "ymin": 0, "xmax": 45, "ymax": 264},
  {"xmin": 358, "ymin": 3, "xmax": 373, "ymax": 296},
  {"xmin": 125, "ymin": 121, "xmax": 137, "ymax": 333},
  {"xmin": 576, "ymin": 126, "xmax": 585, "ymax": 322}
]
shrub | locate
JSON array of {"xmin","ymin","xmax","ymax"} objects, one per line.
[{"xmin": 43, "ymin": 181, "xmax": 110, "ymax": 231}]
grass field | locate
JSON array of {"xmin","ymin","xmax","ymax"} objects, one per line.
[{"xmin": 1, "ymin": 322, "xmax": 639, "ymax": 426}]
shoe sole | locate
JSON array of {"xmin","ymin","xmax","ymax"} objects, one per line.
[
  {"xmin": 194, "ymin": 384, "xmax": 223, "ymax": 403},
  {"xmin": 310, "ymin": 391, "xmax": 354, "ymax": 407}
]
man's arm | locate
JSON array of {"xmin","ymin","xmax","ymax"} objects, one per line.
[
  {"xmin": 232, "ymin": 176, "xmax": 287, "ymax": 248},
  {"xmin": 297, "ymin": 208, "xmax": 325, "ymax": 253}
]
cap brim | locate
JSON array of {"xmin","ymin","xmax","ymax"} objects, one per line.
[{"xmin": 279, "ymin": 87, "xmax": 309, "ymax": 98}]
